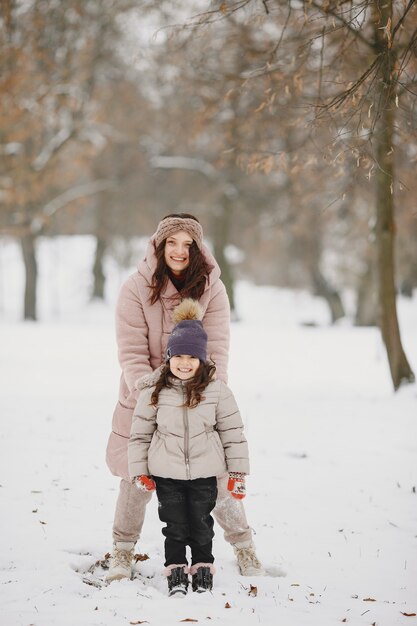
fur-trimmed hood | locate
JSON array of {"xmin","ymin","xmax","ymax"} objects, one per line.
[{"xmin": 135, "ymin": 367, "xmax": 163, "ymax": 391}]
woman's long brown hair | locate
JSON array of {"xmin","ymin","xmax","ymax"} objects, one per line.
[
  {"xmin": 149, "ymin": 214, "xmax": 212, "ymax": 305},
  {"xmin": 150, "ymin": 360, "xmax": 216, "ymax": 408}
]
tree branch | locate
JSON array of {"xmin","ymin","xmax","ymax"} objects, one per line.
[
  {"xmin": 150, "ymin": 155, "xmax": 218, "ymax": 180},
  {"xmin": 150, "ymin": 155, "xmax": 238, "ymax": 199},
  {"xmin": 316, "ymin": 55, "xmax": 382, "ymax": 111},
  {"xmin": 308, "ymin": 0, "xmax": 374, "ymax": 50},
  {"xmin": 29, "ymin": 179, "xmax": 117, "ymax": 234},
  {"xmin": 392, "ymin": 0, "xmax": 416, "ymax": 39},
  {"xmin": 31, "ymin": 125, "xmax": 75, "ymax": 172}
]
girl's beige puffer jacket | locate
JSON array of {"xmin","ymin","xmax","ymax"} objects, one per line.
[{"xmin": 128, "ymin": 377, "xmax": 249, "ymax": 481}]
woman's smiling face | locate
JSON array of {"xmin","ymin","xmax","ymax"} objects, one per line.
[{"xmin": 164, "ymin": 230, "xmax": 193, "ymax": 276}]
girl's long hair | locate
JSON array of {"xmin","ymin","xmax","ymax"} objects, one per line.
[
  {"xmin": 150, "ymin": 360, "xmax": 216, "ymax": 408},
  {"xmin": 149, "ymin": 214, "xmax": 212, "ymax": 305}
]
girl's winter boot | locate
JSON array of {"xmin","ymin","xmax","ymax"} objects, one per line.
[
  {"xmin": 166, "ymin": 565, "xmax": 189, "ymax": 597},
  {"xmin": 191, "ymin": 565, "xmax": 214, "ymax": 592}
]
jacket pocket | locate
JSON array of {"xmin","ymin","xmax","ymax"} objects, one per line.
[
  {"xmin": 210, "ymin": 432, "xmax": 226, "ymax": 462},
  {"xmin": 148, "ymin": 432, "xmax": 164, "ymax": 463}
]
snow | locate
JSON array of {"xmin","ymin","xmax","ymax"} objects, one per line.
[{"xmin": 0, "ymin": 236, "xmax": 416, "ymax": 625}]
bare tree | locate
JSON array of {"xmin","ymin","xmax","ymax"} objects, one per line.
[
  {"xmin": 0, "ymin": 0, "xmax": 135, "ymax": 319},
  {"xmin": 183, "ymin": 0, "xmax": 416, "ymax": 389}
]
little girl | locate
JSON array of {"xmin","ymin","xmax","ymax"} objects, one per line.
[{"xmin": 128, "ymin": 299, "xmax": 249, "ymax": 596}]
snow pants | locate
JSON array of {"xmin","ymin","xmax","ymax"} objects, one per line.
[
  {"xmin": 154, "ymin": 476, "xmax": 217, "ymax": 567},
  {"xmin": 112, "ymin": 473, "xmax": 252, "ymax": 546}
]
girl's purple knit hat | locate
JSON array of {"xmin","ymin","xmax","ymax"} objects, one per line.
[{"xmin": 166, "ymin": 299, "xmax": 207, "ymax": 362}]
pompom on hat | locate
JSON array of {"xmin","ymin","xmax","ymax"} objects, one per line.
[
  {"xmin": 154, "ymin": 216, "xmax": 203, "ymax": 250},
  {"xmin": 166, "ymin": 299, "xmax": 207, "ymax": 362}
]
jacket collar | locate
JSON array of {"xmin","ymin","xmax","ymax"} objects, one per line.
[{"xmin": 135, "ymin": 367, "xmax": 185, "ymax": 391}]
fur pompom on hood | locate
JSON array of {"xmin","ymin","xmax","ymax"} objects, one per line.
[{"xmin": 172, "ymin": 298, "xmax": 203, "ymax": 324}]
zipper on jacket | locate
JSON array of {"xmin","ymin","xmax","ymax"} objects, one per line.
[{"xmin": 182, "ymin": 383, "xmax": 191, "ymax": 480}]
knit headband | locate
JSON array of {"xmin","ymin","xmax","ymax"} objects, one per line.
[{"xmin": 154, "ymin": 217, "xmax": 203, "ymax": 250}]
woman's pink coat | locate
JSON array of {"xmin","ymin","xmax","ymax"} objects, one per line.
[{"xmin": 106, "ymin": 237, "xmax": 230, "ymax": 480}]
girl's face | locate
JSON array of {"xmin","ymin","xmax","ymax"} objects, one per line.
[
  {"xmin": 164, "ymin": 230, "xmax": 193, "ymax": 276},
  {"xmin": 169, "ymin": 355, "xmax": 200, "ymax": 380}
]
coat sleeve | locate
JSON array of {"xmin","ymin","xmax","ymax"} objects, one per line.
[
  {"xmin": 203, "ymin": 280, "xmax": 230, "ymax": 384},
  {"xmin": 215, "ymin": 382, "xmax": 250, "ymax": 475},
  {"xmin": 128, "ymin": 388, "xmax": 157, "ymax": 479},
  {"xmin": 116, "ymin": 276, "xmax": 153, "ymax": 393}
]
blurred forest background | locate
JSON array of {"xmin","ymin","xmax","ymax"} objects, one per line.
[{"xmin": 0, "ymin": 0, "xmax": 416, "ymax": 389}]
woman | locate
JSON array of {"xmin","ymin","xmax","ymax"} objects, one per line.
[{"xmin": 105, "ymin": 213, "xmax": 264, "ymax": 581}]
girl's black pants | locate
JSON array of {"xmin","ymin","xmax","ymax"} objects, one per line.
[{"xmin": 154, "ymin": 476, "xmax": 217, "ymax": 567}]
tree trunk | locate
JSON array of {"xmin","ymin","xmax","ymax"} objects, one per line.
[
  {"xmin": 373, "ymin": 0, "xmax": 415, "ymax": 389},
  {"xmin": 211, "ymin": 202, "xmax": 236, "ymax": 316},
  {"xmin": 92, "ymin": 236, "xmax": 106, "ymax": 300},
  {"xmin": 354, "ymin": 261, "xmax": 378, "ymax": 327},
  {"xmin": 21, "ymin": 233, "xmax": 37, "ymax": 321},
  {"xmin": 311, "ymin": 267, "xmax": 345, "ymax": 324}
]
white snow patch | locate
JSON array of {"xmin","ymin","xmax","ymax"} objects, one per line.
[{"xmin": 0, "ymin": 235, "xmax": 416, "ymax": 625}]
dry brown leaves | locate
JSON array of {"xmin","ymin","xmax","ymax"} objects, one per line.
[
  {"xmin": 134, "ymin": 553, "xmax": 150, "ymax": 562},
  {"xmin": 92, "ymin": 553, "xmax": 111, "ymax": 570}
]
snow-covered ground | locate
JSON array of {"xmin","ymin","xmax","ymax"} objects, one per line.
[{"xmin": 0, "ymin": 236, "xmax": 416, "ymax": 626}]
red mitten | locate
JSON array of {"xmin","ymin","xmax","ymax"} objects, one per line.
[
  {"xmin": 135, "ymin": 475, "xmax": 156, "ymax": 492},
  {"xmin": 227, "ymin": 472, "xmax": 246, "ymax": 499}
]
